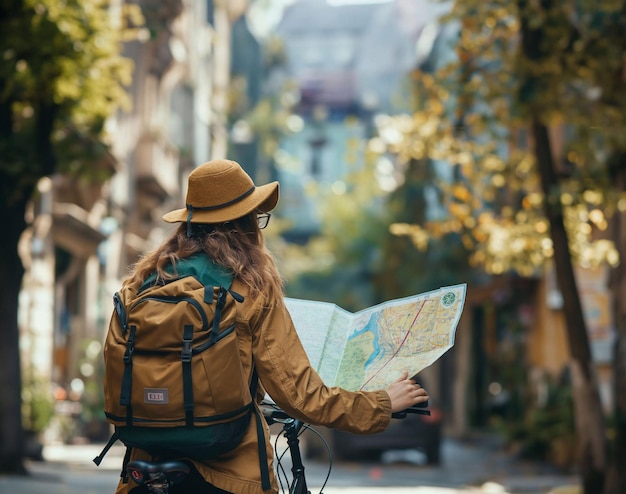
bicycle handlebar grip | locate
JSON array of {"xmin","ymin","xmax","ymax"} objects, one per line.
[
  {"xmin": 391, "ymin": 403, "xmax": 431, "ymax": 419},
  {"xmin": 261, "ymin": 405, "xmax": 291, "ymax": 424},
  {"xmin": 261, "ymin": 408, "xmax": 277, "ymax": 425}
]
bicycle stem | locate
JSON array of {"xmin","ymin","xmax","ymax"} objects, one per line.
[{"xmin": 284, "ymin": 419, "xmax": 310, "ymax": 493}]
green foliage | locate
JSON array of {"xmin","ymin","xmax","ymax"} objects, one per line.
[
  {"xmin": 377, "ymin": 156, "xmax": 474, "ymax": 298},
  {"xmin": 502, "ymin": 372, "xmax": 576, "ymax": 468},
  {"xmin": 281, "ymin": 147, "xmax": 473, "ymax": 310},
  {"xmin": 21, "ymin": 369, "xmax": 54, "ymax": 434},
  {"xmin": 77, "ymin": 339, "xmax": 105, "ymax": 424},
  {"xmin": 281, "ymin": 160, "xmax": 388, "ymax": 310},
  {"xmin": 0, "ymin": 0, "xmax": 137, "ymax": 204}
]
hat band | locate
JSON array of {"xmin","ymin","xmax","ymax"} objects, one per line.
[
  {"xmin": 186, "ymin": 185, "xmax": 256, "ymax": 213},
  {"xmin": 185, "ymin": 185, "xmax": 256, "ymax": 236}
]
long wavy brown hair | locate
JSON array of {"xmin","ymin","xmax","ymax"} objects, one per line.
[{"xmin": 124, "ymin": 212, "xmax": 284, "ymax": 301}]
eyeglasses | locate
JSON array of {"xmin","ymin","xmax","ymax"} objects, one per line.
[{"xmin": 257, "ymin": 212, "xmax": 271, "ymax": 229}]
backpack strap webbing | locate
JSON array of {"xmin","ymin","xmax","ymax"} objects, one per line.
[
  {"xmin": 181, "ymin": 324, "xmax": 194, "ymax": 426},
  {"xmin": 250, "ymin": 367, "xmax": 271, "ymax": 490},
  {"xmin": 93, "ymin": 430, "xmax": 120, "ymax": 466},
  {"xmin": 120, "ymin": 446, "xmax": 133, "ymax": 483},
  {"xmin": 120, "ymin": 325, "xmax": 137, "ymax": 426},
  {"xmin": 209, "ymin": 287, "xmax": 228, "ymax": 345}
]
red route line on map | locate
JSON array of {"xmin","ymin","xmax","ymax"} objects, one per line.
[{"xmin": 359, "ymin": 299, "xmax": 431, "ymax": 390}]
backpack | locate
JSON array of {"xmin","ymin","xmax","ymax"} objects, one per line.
[{"xmin": 93, "ymin": 253, "xmax": 270, "ymax": 489}]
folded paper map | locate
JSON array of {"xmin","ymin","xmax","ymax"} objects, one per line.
[{"xmin": 285, "ymin": 284, "xmax": 466, "ymax": 391}]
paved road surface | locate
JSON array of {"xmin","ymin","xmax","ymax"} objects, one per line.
[{"xmin": 0, "ymin": 436, "xmax": 581, "ymax": 494}]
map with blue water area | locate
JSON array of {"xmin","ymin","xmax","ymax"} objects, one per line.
[{"xmin": 285, "ymin": 284, "xmax": 466, "ymax": 391}]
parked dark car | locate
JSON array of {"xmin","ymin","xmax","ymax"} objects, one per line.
[
  {"xmin": 331, "ymin": 399, "xmax": 442, "ymax": 465},
  {"xmin": 303, "ymin": 387, "xmax": 443, "ymax": 465}
]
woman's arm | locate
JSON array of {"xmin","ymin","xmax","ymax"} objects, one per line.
[{"xmin": 245, "ymin": 296, "xmax": 427, "ymax": 434}]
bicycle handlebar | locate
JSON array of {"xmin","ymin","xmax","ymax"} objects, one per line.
[{"xmin": 261, "ymin": 401, "xmax": 430, "ymax": 423}]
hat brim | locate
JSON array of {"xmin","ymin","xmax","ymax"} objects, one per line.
[{"xmin": 162, "ymin": 181, "xmax": 279, "ymax": 224}]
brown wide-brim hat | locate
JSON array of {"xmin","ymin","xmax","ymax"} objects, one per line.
[{"xmin": 162, "ymin": 159, "xmax": 279, "ymax": 224}]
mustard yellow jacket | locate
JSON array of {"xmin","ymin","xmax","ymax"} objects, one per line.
[{"xmin": 116, "ymin": 279, "xmax": 392, "ymax": 494}]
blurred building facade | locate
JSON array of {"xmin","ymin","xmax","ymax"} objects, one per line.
[
  {"xmin": 18, "ymin": 0, "xmax": 250, "ymax": 441},
  {"xmin": 271, "ymin": 0, "xmax": 449, "ymax": 242}
]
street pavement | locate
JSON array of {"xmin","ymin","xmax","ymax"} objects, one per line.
[{"xmin": 0, "ymin": 435, "xmax": 581, "ymax": 494}]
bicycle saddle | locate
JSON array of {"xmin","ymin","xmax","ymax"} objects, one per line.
[{"xmin": 126, "ymin": 459, "xmax": 190, "ymax": 486}]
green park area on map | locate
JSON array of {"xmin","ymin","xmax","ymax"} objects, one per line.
[{"xmin": 285, "ymin": 284, "xmax": 466, "ymax": 392}]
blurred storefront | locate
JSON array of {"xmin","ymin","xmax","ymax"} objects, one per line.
[
  {"xmin": 451, "ymin": 267, "xmax": 614, "ymax": 445},
  {"xmin": 531, "ymin": 266, "xmax": 615, "ymax": 411}
]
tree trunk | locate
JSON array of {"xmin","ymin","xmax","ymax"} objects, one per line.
[
  {"xmin": 0, "ymin": 200, "xmax": 27, "ymax": 473},
  {"xmin": 532, "ymin": 121, "xmax": 607, "ymax": 493},
  {"xmin": 605, "ymin": 160, "xmax": 626, "ymax": 494}
]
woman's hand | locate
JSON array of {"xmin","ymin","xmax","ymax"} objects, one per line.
[{"xmin": 386, "ymin": 371, "xmax": 429, "ymax": 413}]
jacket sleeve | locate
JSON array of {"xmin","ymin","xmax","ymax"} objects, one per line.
[{"xmin": 244, "ymin": 295, "xmax": 391, "ymax": 434}]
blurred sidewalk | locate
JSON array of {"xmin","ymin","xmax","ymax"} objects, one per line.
[
  {"xmin": 0, "ymin": 436, "xmax": 582, "ymax": 494},
  {"xmin": 0, "ymin": 441, "xmax": 126, "ymax": 494}
]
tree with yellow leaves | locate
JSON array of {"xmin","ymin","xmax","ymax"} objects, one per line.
[{"xmin": 374, "ymin": 1, "xmax": 626, "ymax": 493}]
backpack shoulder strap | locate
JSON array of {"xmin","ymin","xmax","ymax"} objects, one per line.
[{"xmin": 250, "ymin": 366, "xmax": 271, "ymax": 490}]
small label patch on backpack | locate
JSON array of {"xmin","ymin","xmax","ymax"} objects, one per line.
[{"xmin": 144, "ymin": 388, "xmax": 169, "ymax": 404}]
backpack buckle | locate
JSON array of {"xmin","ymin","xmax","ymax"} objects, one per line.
[
  {"xmin": 124, "ymin": 325, "xmax": 137, "ymax": 363},
  {"xmin": 182, "ymin": 325, "xmax": 193, "ymax": 362},
  {"xmin": 123, "ymin": 347, "xmax": 134, "ymax": 363},
  {"xmin": 216, "ymin": 287, "xmax": 228, "ymax": 308},
  {"xmin": 123, "ymin": 340, "xmax": 135, "ymax": 363},
  {"xmin": 181, "ymin": 339, "xmax": 192, "ymax": 363}
]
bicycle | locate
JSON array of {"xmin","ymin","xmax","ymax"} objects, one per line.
[{"xmin": 125, "ymin": 402, "xmax": 430, "ymax": 494}]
